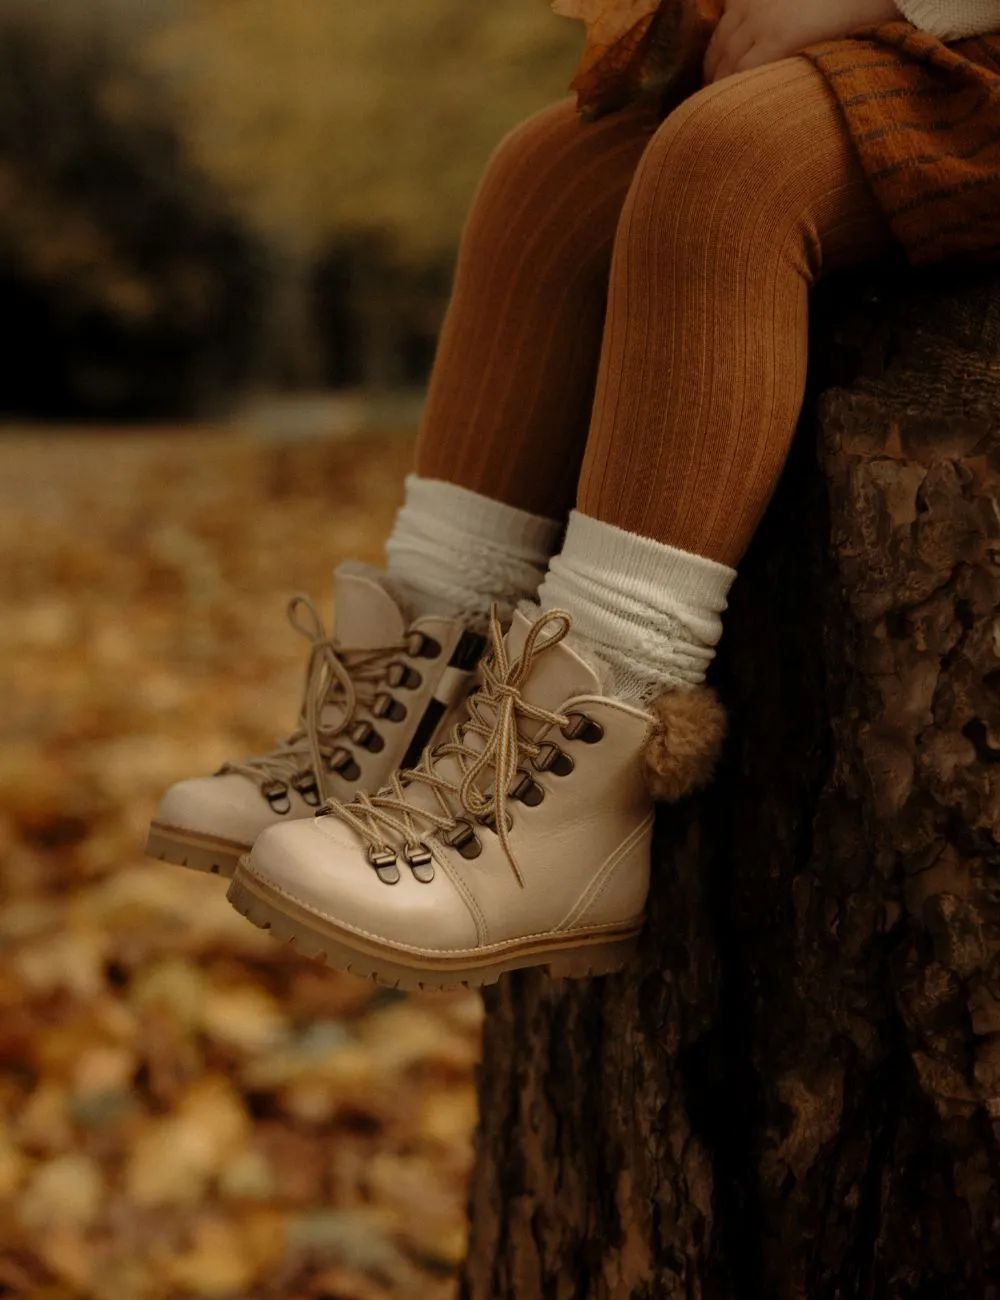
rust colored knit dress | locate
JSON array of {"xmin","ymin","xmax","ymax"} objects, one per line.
[{"xmin": 805, "ymin": 23, "xmax": 1000, "ymax": 264}]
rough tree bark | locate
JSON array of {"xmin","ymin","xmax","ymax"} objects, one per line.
[{"xmin": 463, "ymin": 268, "xmax": 1000, "ymax": 1300}]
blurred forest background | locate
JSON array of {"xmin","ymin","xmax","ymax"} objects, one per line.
[
  {"xmin": 0, "ymin": 0, "xmax": 580, "ymax": 418},
  {"xmin": 0, "ymin": 3, "xmax": 580, "ymax": 1298}
]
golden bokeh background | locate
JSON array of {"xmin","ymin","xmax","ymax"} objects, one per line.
[{"xmin": 0, "ymin": 4, "xmax": 580, "ymax": 1297}]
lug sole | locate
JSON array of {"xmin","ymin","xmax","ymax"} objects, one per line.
[
  {"xmin": 227, "ymin": 865, "xmax": 642, "ymax": 991},
  {"xmin": 145, "ymin": 823, "xmax": 249, "ymax": 880}
]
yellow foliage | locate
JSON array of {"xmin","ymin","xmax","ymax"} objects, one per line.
[{"xmin": 145, "ymin": 0, "xmax": 581, "ymax": 259}]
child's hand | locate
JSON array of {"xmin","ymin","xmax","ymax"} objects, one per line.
[{"xmin": 704, "ymin": 0, "xmax": 901, "ymax": 82}]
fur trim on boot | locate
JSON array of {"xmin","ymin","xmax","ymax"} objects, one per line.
[{"xmin": 643, "ymin": 685, "xmax": 727, "ymax": 802}]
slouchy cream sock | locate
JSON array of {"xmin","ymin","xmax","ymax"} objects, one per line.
[
  {"xmin": 386, "ymin": 476, "xmax": 561, "ymax": 629},
  {"xmin": 537, "ymin": 511, "xmax": 735, "ymax": 701}
]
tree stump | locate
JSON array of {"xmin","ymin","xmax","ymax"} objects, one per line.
[{"xmin": 464, "ymin": 270, "xmax": 1000, "ymax": 1299}]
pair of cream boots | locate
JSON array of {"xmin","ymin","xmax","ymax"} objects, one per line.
[{"xmin": 146, "ymin": 569, "xmax": 724, "ymax": 990}]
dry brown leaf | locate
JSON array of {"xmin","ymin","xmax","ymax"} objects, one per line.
[
  {"xmin": 0, "ymin": 1126, "xmax": 30, "ymax": 1199},
  {"xmin": 124, "ymin": 1075, "xmax": 250, "ymax": 1207},
  {"xmin": 19, "ymin": 1154, "xmax": 104, "ymax": 1230},
  {"xmin": 552, "ymin": 0, "xmax": 660, "ymax": 79},
  {"xmin": 552, "ymin": 0, "xmax": 724, "ymax": 119},
  {"xmin": 166, "ymin": 1216, "xmax": 265, "ymax": 1296}
]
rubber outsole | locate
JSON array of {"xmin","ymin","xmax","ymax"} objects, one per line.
[
  {"xmin": 144, "ymin": 823, "xmax": 249, "ymax": 880},
  {"xmin": 226, "ymin": 865, "xmax": 641, "ymax": 991}
]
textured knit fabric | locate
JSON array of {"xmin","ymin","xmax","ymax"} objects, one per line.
[
  {"xmin": 415, "ymin": 99, "xmax": 658, "ymax": 522},
  {"xmin": 806, "ymin": 23, "xmax": 1000, "ymax": 264},
  {"xmin": 537, "ymin": 511, "xmax": 736, "ymax": 698},
  {"xmin": 578, "ymin": 58, "xmax": 895, "ymax": 564},
  {"xmin": 416, "ymin": 33, "xmax": 999, "ymax": 569},
  {"xmin": 895, "ymin": 0, "xmax": 1000, "ymax": 40},
  {"xmin": 416, "ymin": 61, "xmax": 891, "ymax": 566},
  {"xmin": 385, "ymin": 476, "xmax": 561, "ymax": 628}
]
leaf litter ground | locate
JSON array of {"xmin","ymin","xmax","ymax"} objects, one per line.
[{"xmin": 0, "ymin": 426, "xmax": 479, "ymax": 1300}]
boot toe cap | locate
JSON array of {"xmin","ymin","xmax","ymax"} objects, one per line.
[
  {"xmin": 154, "ymin": 774, "xmax": 278, "ymax": 845},
  {"xmin": 244, "ymin": 818, "xmax": 479, "ymax": 954}
]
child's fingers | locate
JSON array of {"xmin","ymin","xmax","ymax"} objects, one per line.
[
  {"xmin": 707, "ymin": 17, "xmax": 758, "ymax": 82},
  {"xmin": 707, "ymin": 6, "xmax": 743, "ymax": 80},
  {"xmin": 733, "ymin": 36, "xmax": 787, "ymax": 74},
  {"xmin": 703, "ymin": 8, "xmax": 747, "ymax": 82}
]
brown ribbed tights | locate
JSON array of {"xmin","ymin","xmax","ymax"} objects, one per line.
[{"xmin": 415, "ymin": 57, "xmax": 894, "ymax": 567}]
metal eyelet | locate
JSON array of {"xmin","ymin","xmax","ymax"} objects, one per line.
[
  {"xmin": 532, "ymin": 742, "xmax": 575, "ymax": 777},
  {"xmin": 387, "ymin": 662, "xmax": 423, "ymax": 690},
  {"xmin": 511, "ymin": 771, "xmax": 545, "ymax": 807},
  {"xmin": 368, "ymin": 846, "xmax": 401, "ymax": 885},
  {"xmin": 404, "ymin": 843, "xmax": 435, "ymax": 884},
  {"xmin": 263, "ymin": 781, "xmax": 292, "ymax": 814},
  {"xmin": 408, "ymin": 632, "xmax": 441, "ymax": 660},
  {"xmin": 444, "ymin": 821, "xmax": 482, "ymax": 860},
  {"xmin": 373, "ymin": 693, "xmax": 407, "ymax": 723},
  {"xmin": 350, "ymin": 721, "xmax": 385, "ymax": 753},
  {"xmin": 561, "ymin": 712, "xmax": 604, "ymax": 745},
  {"xmin": 291, "ymin": 771, "xmax": 321, "ymax": 808},
  {"xmin": 327, "ymin": 748, "xmax": 361, "ymax": 782}
]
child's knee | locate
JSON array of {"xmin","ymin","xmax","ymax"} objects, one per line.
[
  {"xmin": 483, "ymin": 99, "xmax": 589, "ymax": 188},
  {"xmin": 621, "ymin": 61, "xmax": 819, "ymax": 256}
]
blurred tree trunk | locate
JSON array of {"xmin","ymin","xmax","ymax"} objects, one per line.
[
  {"xmin": 259, "ymin": 250, "xmax": 327, "ymax": 390},
  {"xmin": 463, "ymin": 270, "xmax": 1000, "ymax": 1299}
]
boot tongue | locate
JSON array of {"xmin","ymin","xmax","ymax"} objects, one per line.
[
  {"xmin": 389, "ymin": 610, "xmax": 601, "ymax": 822},
  {"xmin": 502, "ymin": 610, "xmax": 602, "ymax": 713},
  {"xmin": 334, "ymin": 609, "xmax": 601, "ymax": 838},
  {"xmin": 332, "ymin": 569, "xmax": 406, "ymax": 651}
]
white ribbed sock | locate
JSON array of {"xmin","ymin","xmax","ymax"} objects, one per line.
[
  {"xmin": 536, "ymin": 510, "xmax": 737, "ymax": 702},
  {"xmin": 894, "ymin": 0, "xmax": 996, "ymax": 41},
  {"xmin": 385, "ymin": 476, "xmax": 562, "ymax": 629}
]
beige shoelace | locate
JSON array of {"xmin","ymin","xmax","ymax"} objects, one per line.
[
  {"xmin": 222, "ymin": 595, "xmax": 411, "ymax": 802},
  {"xmin": 322, "ymin": 607, "xmax": 574, "ymax": 887}
]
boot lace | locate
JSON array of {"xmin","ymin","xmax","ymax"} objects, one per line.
[
  {"xmin": 222, "ymin": 595, "xmax": 411, "ymax": 803},
  {"xmin": 321, "ymin": 607, "xmax": 574, "ymax": 887}
]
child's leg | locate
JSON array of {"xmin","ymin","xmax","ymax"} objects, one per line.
[
  {"xmin": 231, "ymin": 63, "xmax": 904, "ymax": 984},
  {"xmin": 579, "ymin": 57, "xmax": 894, "ymax": 567},
  {"xmin": 149, "ymin": 101, "xmax": 655, "ymax": 876},
  {"xmin": 542, "ymin": 57, "xmax": 897, "ymax": 698},
  {"xmin": 416, "ymin": 98, "xmax": 657, "ymax": 518},
  {"xmin": 388, "ymin": 99, "xmax": 656, "ymax": 626}
]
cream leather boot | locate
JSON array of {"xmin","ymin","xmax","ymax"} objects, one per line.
[
  {"xmin": 227, "ymin": 608, "xmax": 725, "ymax": 989},
  {"xmin": 145, "ymin": 570, "xmax": 484, "ymax": 878}
]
